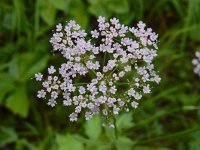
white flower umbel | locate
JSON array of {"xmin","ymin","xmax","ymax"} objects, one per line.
[
  {"xmin": 35, "ymin": 16, "xmax": 161, "ymax": 126},
  {"xmin": 192, "ymin": 51, "xmax": 200, "ymax": 76}
]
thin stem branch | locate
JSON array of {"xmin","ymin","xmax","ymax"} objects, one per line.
[
  {"xmin": 103, "ymin": 52, "xmax": 107, "ymax": 67},
  {"xmin": 115, "ymin": 82, "xmax": 130, "ymax": 85},
  {"xmin": 73, "ymin": 83, "xmax": 90, "ymax": 85},
  {"xmin": 113, "ymin": 117, "xmax": 118, "ymax": 140}
]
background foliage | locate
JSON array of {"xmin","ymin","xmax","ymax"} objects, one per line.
[{"xmin": 0, "ymin": 0, "xmax": 200, "ymax": 149}]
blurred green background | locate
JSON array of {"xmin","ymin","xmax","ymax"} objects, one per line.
[{"xmin": 0, "ymin": 0, "xmax": 200, "ymax": 149}]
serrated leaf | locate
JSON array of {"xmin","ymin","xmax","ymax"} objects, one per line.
[
  {"xmin": 84, "ymin": 115, "xmax": 101, "ymax": 139},
  {"xmin": 56, "ymin": 134, "xmax": 84, "ymax": 150},
  {"xmin": 6, "ymin": 85, "xmax": 29, "ymax": 118}
]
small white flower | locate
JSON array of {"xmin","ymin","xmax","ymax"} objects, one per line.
[
  {"xmin": 153, "ymin": 75, "xmax": 161, "ymax": 83},
  {"xmin": 134, "ymin": 93, "xmax": 142, "ymax": 100},
  {"xmin": 67, "ymin": 84, "xmax": 76, "ymax": 92},
  {"xmin": 97, "ymin": 16, "xmax": 105, "ymax": 23},
  {"xmin": 110, "ymin": 17, "xmax": 119, "ymax": 25},
  {"xmin": 63, "ymin": 99, "xmax": 72, "ymax": 106},
  {"xmin": 110, "ymin": 86, "xmax": 117, "ymax": 94},
  {"xmin": 37, "ymin": 90, "xmax": 46, "ymax": 98},
  {"xmin": 56, "ymin": 23, "xmax": 62, "ymax": 31},
  {"xmin": 48, "ymin": 66, "xmax": 56, "ymax": 74},
  {"xmin": 53, "ymin": 76, "xmax": 58, "ymax": 81},
  {"xmin": 131, "ymin": 101, "xmax": 138, "ymax": 108},
  {"xmin": 143, "ymin": 85, "xmax": 151, "ymax": 94},
  {"xmin": 109, "ymin": 124, "xmax": 115, "ymax": 128},
  {"xmin": 47, "ymin": 76, "xmax": 52, "ymax": 81},
  {"xmin": 124, "ymin": 65, "xmax": 131, "ymax": 72},
  {"xmin": 113, "ymin": 107, "xmax": 120, "ymax": 115},
  {"xmin": 128, "ymin": 88, "xmax": 135, "ymax": 97},
  {"xmin": 118, "ymin": 100, "xmax": 125, "ymax": 107},
  {"xmin": 192, "ymin": 51, "xmax": 200, "ymax": 76},
  {"xmin": 69, "ymin": 112, "xmax": 78, "ymax": 122},
  {"xmin": 102, "ymin": 109, "xmax": 108, "ymax": 116},
  {"xmin": 119, "ymin": 71, "xmax": 125, "ymax": 77},
  {"xmin": 79, "ymin": 86, "xmax": 86, "ymax": 94},
  {"xmin": 75, "ymin": 106, "xmax": 82, "ymax": 113},
  {"xmin": 35, "ymin": 73, "xmax": 43, "ymax": 81},
  {"xmin": 137, "ymin": 21, "xmax": 146, "ymax": 29},
  {"xmin": 91, "ymin": 30, "xmax": 99, "ymax": 38},
  {"xmin": 85, "ymin": 112, "xmax": 92, "ymax": 120},
  {"xmin": 47, "ymin": 98, "xmax": 57, "ymax": 107},
  {"xmin": 103, "ymin": 66, "xmax": 108, "ymax": 72},
  {"xmin": 51, "ymin": 91, "xmax": 58, "ymax": 99},
  {"xmin": 99, "ymin": 83, "xmax": 107, "ymax": 94},
  {"xmin": 195, "ymin": 51, "xmax": 200, "ymax": 58}
]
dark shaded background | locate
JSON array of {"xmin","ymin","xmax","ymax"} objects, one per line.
[{"xmin": 0, "ymin": 0, "xmax": 200, "ymax": 149}]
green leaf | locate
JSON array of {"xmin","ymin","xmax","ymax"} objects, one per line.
[
  {"xmin": 84, "ymin": 115, "xmax": 102, "ymax": 139},
  {"xmin": 69, "ymin": 0, "xmax": 88, "ymax": 28},
  {"xmin": 0, "ymin": 126, "xmax": 18, "ymax": 148},
  {"xmin": 2, "ymin": 12, "xmax": 15, "ymax": 30},
  {"xmin": 189, "ymin": 26, "xmax": 200, "ymax": 41},
  {"xmin": 15, "ymin": 138, "xmax": 36, "ymax": 150},
  {"xmin": 8, "ymin": 56, "xmax": 20, "ymax": 80},
  {"xmin": 116, "ymin": 112, "xmax": 134, "ymax": 131},
  {"xmin": 133, "ymin": 146, "xmax": 171, "ymax": 150},
  {"xmin": 189, "ymin": 131, "xmax": 200, "ymax": 150},
  {"xmin": 8, "ymin": 53, "xmax": 48, "ymax": 82},
  {"xmin": 50, "ymin": 0, "xmax": 69, "ymax": 11},
  {"xmin": 0, "ymin": 73, "xmax": 15, "ymax": 102},
  {"xmin": 116, "ymin": 136, "xmax": 134, "ymax": 150},
  {"xmin": 56, "ymin": 134, "xmax": 84, "ymax": 150},
  {"xmin": 156, "ymin": 148, "xmax": 171, "ymax": 150},
  {"xmin": 88, "ymin": 0, "xmax": 111, "ymax": 17},
  {"xmin": 95, "ymin": 145, "xmax": 112, "ymax": 150},
  {"xmin": 6, "ymin": 85, "xmax": 29, "ymax": 118},
  {"xmin": 8, "ymin": 53, "xmax": 35, "ymax": 81},
  {"xmin": 39, "ymin": 0, "xmax": 56, "ymax": 26},
  {"xmin": 23, "ymin": 55, "xmax": 48, "ymax": 80},
  {"xmin": 108, "ymin": 0, "xmax": 129, "ymax": 14}
]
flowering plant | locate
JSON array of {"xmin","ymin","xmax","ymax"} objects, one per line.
[{"xmin": 35, "ymin": 16, "xmax": 160, "ymax": 127}]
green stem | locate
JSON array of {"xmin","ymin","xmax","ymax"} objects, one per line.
[
  {"xmin": 103, "ymin": 52, "xmax": 107, "ymax": 67},
  {"xmin": 115, "ymin": 82, "xmax": 130, "ymax": 85},
  {"xmin": 73, "ymin": 83, "xmax": 90, "ymax": 85},
  {"xmin": 113, "ymin": 117, "xmax": 118, "ymax": 140}
]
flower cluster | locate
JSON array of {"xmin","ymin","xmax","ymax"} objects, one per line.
[
  {"xmin": 192, "ymin": 51, "xmax": 200, "ymax": 76},
  {"xmin": 35, "ymin": 16, "xmax": 161, "ymax": 126}
]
